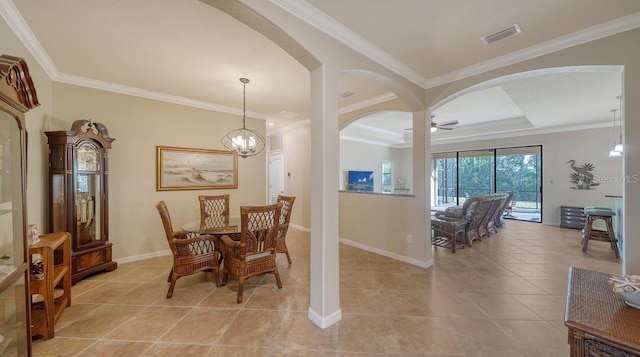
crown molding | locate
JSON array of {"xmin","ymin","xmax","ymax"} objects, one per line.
[
  {"xmin": 432, "ymin": 121, "xmax": 611, "ymax": 146},
  {"xmin": 0, "ymin": 0, "xmax": 59, "ymax": 78},
  {"xmin": 269, "ymin": 0, "xmax": 428, "ymax": 87},
  {"xmin": 349, "ymin": 122, "xmax": 407, "ymax": 141},
  {"xmin": 425, "ymin": 12, "xmax": 640, "ymax": 88},
  {"xmin": 55, "ymin": 73, "xmax": 268, "ymax": 120},
  {"xmin": 340, "ymin": 134, "xmax": 411, "ymax": 149},
  {"xmin": 266, "ymin": 117, "xmax": 311, "ymax": 136},
  {"xmin": 338, "ymin": 92, "xmax": 397, "ymax": 114},
  {"xmin": 267, "ymin": 91, "xmax": 398, "ymax": 135}
]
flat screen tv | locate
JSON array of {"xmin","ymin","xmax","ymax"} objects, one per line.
[{"xmin": 347, "ymin": 170, "xmax": 374, "ymax": 192}]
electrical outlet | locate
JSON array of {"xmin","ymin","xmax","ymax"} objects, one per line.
[{"xmin": 406, "ymin": 234, "xmax": 413, "ymax": 243}]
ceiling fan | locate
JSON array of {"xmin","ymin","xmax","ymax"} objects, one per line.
[
  {"xmin": 430, "ymin": 115, "xmax": 458, "ymax": 132},
  {"xmin": 404, "ymin": 116, "xmax": 459, "ymax": 132}
]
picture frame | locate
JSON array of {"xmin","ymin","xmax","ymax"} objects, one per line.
[{"xmin": 156, "ymin": 146, "xmax": 238, "ymax": 191}]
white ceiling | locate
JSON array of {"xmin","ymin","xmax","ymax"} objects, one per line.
[{"xmin": 4, "ymin": 0, "xmax": 639, "ymax": 145}]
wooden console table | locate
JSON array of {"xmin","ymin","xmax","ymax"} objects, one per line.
[{"xmin": 565, "ymin": 267, "xmax": 640, "ymax": 356}]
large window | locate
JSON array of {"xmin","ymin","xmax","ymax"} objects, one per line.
[{"xmin": 433, "ymin": 145, "xmax": 542, "ymax": 222}]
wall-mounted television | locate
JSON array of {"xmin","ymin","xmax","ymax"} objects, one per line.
[{"xmin": 347, "ymin": 170, "xmax": 374, "ymax": 192}]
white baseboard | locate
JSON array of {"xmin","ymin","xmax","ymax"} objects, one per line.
[
  {"xmin": 290, "ymin": 223, "xmax": 310, "ymax": 232},
  {"xmin": 308, "ymin": 307, "xmax": 342, "ymax": 329},
  {"xmin": 115, "ymin": 249, "xmax": 171, "ymax": 264},
  {"xmin": 339, "ymin": 237, "xmax": 433, "ymax": 268}
]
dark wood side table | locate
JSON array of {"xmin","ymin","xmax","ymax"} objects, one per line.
[
  {"xmin": 431, "ymin": 218, "xmax": 467, "ymax": 253},
  {"xmin": 565, "ymin": 267, "xmax": 640, "ymax": 356}
]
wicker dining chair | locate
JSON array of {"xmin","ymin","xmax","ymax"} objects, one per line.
[
  {"xmin": 198, "ymin": 194, "xmax": 230, "ymax": 230},
  {"xmin": 219, "ymin": 203, "xmax": 282, "ymax": 303},
  {"xmin": 156, "ymin": 200, "xmax": 220, "ymax": 298},
  {"xmin": 276, "ymin": 195, "xmax": 296, "ymax": 264}
]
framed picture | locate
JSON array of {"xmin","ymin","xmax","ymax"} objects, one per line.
[{"xmin": 156, "ymin": 146, "xmax": 238, "ymax": 191}]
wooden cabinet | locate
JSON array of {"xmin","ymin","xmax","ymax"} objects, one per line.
[
  {"xmin": 28, "ymin": 233, "xmax": 71, "ymax": 339},
  {"xmin": 560, "ymin": 206, "xmax": 585, "ymax": 229},
  {"xmin": 0, "ymin": 55, "xmax": 40, "ymax": 356},
  {"xmin": 46, "ymin": 120, "xmax": 117, "ymax": 284},
  {"xmin": 565, "ymin": 267, "xmax": 640, "ymax": 356}
]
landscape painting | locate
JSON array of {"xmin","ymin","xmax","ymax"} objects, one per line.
[
  {"xmin": 156, "ymin": 146, "xmax": 237, "ymax": 190},
  {"xmin": 347, "ymin": 170, "xmax": 374, "ymax": 192}
]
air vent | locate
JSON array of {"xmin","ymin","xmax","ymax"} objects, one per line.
[
  {"xmin": 270, "ymin": 134, "xmax": 283, "ymax": 152},
  {"xmin": 481, "ymin": 24, "xmax": 521, "ymax": 45},
  {"xmin": 339, "ymin": 91, "xmax": 353, "ymax": 98}
]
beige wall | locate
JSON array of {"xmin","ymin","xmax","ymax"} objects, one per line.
[
  {"xmin": 339, "ymin": 140, "xmax": 411, "ymax": 193},
  {"xmin": 272, "ymin": 124, "xmax": 311, "ymax": 229},
  {"xmin": 1, "ymin": 18, "xmax": 53, "ymax": 235},
  {"xmin": 47, "ymin": 83, "xmax": 267, "ymax": 261},
  {"xmin": 433, "ymin": 127, "xmax": 623, "ymax": 226}
]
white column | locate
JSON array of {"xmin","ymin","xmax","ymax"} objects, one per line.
[
  {"xmin": 308, "ymin": 65, "xmax": 342, "ymax": 328},
  {"xmin": 623, "ymin": 65, "xmax": 640, "ymax": 275}
]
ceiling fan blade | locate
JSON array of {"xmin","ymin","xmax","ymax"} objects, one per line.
[
  {"xmin": 437, "ymin": 126, "xmax": 455, "ymax": 130},
  {"xmin": 436, "ymin": 120, "xmax": 458, "ymax": 127}
]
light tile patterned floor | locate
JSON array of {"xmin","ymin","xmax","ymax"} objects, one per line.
[{"xmin": 33, "ymin": 221, "xmax": 622, "ymax": 356}]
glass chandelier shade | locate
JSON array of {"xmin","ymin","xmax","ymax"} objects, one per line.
[{"xmin": 221, "ymin": 78, "xmax": 265, "ymax": 158}]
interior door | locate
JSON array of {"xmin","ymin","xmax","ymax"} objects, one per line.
[{"xmin": 269, "ymin": 153, "xmax": 284, "ymax": 204}]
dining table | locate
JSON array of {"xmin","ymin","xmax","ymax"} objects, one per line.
[
  {"xmin": 180, "ymin": 217, "xmax": 241, "ymax": 237},
  {"xmin": 180, "ymin": 217, "xmax": 242, "ymax": 265}
]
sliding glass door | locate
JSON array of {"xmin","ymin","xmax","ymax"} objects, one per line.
[
  {"xmin": 432, "ymin": 145, "xmax": 542, "ymax": 222},
  {"xmin": 496, "ymin": 146, "xmax": 541, "ymax": 222},
  {"xmin": 458, "ymin": 150, "xmax": 494, "ymax": 204},
  {"xmin": 433, "ymin": 153, "xmax": 457, "ymax": 205}
]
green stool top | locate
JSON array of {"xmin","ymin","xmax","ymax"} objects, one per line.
[
  {"xmin": 584, "ymin": 208, "xmax": 616, "ymax": 217},
  {"xmin": 584, "ymin": 206, "xmax": 613, "ymax": 211}
]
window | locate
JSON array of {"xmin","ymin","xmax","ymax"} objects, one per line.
[{"xmin": 382, "ymin": 160, "xmax": 393, "ymax": 193}]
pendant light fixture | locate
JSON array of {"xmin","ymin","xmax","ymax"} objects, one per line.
[
  {"xmin": 221, "ymin": 78, "xmax": 265, "ymax": 158},
  {"xmin": 608, "ymin": 108, "xmax": 622, "ymax": 158}
]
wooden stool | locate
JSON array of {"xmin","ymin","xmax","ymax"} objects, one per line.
[
  {"xmin": 582, "ymin": 208, "xmax": 619, "ymax": 258},
  {"xmin": 431, "ymin": 218, "xmax": 467, "ymax": 253}
]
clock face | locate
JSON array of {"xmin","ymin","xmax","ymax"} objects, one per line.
[{"xmin": 77, "ymin": 142, "xmax": 99, "ymax": 171}]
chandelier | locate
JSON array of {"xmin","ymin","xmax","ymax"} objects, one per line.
[{"xmin": 221, "ymin": 78, "xmax": 265, "ymax": 158}]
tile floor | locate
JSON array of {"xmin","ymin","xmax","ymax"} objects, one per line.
[{"xmin": 33, "ymin": 221, "xmax": 622, "ymax": 356}]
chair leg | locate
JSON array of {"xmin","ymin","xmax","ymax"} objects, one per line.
[
  {"xmin": 606, "ymin": 218, "xmax": 620, "ymax": 258},
  {"xmin": 237, "ymin": 278, "xmax": 244, "ymax": 304},
  {"xmin": 167, "ymin": 267, "xmax": 173, "ymax": 282},
  {"xmin": 283, "ymin": 244, "xmax": 292, "ymax": 265},
  {"xmin": 214, "ymin": 270, "xmax": 221, "ymax": 287},
  {"xmin": 221, "ymin": 269, "xmax": 229, "ymax": 286},
  {"xmin": 167, "ymin": 273, "xmax": 178, "ymax": 298},
  {"xmin": 582, "ymin": 216, "xmax": 593, "ymax": 253},
  {"xmin": 274, "ymin": 269, "xmax": 283, "ymax": 289}
]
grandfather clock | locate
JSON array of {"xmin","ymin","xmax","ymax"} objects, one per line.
[{"xmin": 46, "ymin": 120, "xmax": 117, "ymax": 284}]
